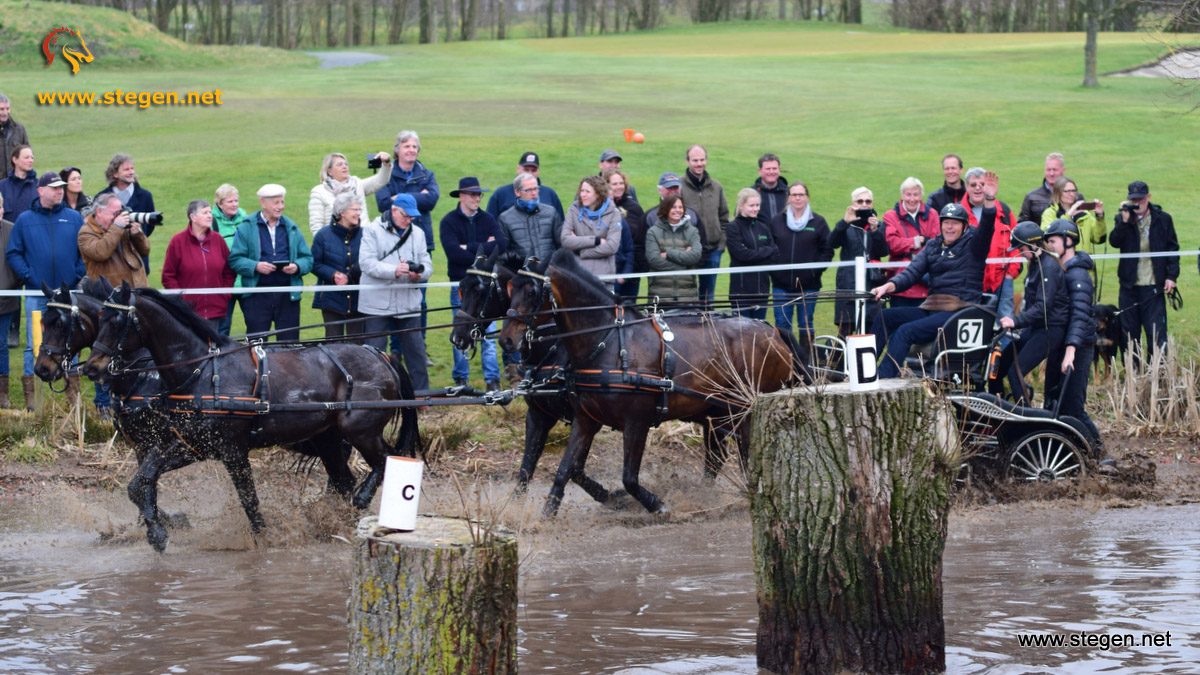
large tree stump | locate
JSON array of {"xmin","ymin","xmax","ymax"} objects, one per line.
[
  {"xmin": 748, "ymin": 379, "xmax": 959, "ymax": 674},
  {"xmin": 349, "ymin": 515, "xmax": 518, "ymax": 674}
]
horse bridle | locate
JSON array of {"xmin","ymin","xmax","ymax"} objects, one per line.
[
  {"xmin": 506, "ymin": 267, "xmax": 557, "ymax": 347},
  {"xmin": 92, "ymin": 294, "xmax": 140, "ymax": 372},
  {"xmin": 459, "ymin": 266, "xmax": 502, "ymax": 344},
  {"xmin": 41, "ymin": 291, "xmax": 97, "ymax": 381}
]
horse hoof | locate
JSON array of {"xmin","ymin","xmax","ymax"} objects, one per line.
[
  {"xmin": 541, "ymin": 499, "xmax": 562, "ymax": 518},
  {"xmin": 653, "ymin": 503, "xmax": 669, "ymax": 516},
  {"xmin": 602, "ymin": 491, "xmax": 635, "ymax": 511},
  {"xmin": 146, "ymin": 523, "xmax": 169, "ymax": 552}
]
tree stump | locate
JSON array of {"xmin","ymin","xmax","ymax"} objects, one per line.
[
  {"xmin": 349, "ymin": 515, "xmax": 518, "ymax": 674},
  {"xmin": 748, "ymin": 379, "xmax": 959, "ymax": 674}
]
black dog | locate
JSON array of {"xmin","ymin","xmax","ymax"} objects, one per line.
[{"xmin": 1092, "ymin": 303, "xmax": 1122, "ymax": 375}]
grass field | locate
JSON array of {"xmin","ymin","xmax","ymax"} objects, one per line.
[{"xmin": 4, "ymin": 0, "xmax": 1200, "ymax": 393}]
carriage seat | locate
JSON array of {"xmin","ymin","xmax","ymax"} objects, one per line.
[
  {"xmin": 970, "ymin": 392, "xmax": 1055, "ymax": 420},
  {"xmin": 903, "ymin": 304, "xmax": 997, "ymax": 381}
]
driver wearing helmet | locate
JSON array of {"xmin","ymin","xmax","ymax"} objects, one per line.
[
  {"xmin": 1042, "ymin": 218, "xmax": 1102, "ymax": 451},
  {"xmin": 994, "ymin": 221, "xmax": 1069, "ymax": 405},
  {"xmin": 870, "ymin": 172, "xmax": 999, "ymax": 379}
]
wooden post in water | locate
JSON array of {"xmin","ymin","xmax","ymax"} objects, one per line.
[
  {"xmin": 748, "ymin": 379, "xmax": 959, "ymax": 674},
  {"xmin": 349, "ymin": 515, "xmax": 518, "ymax": 674}
]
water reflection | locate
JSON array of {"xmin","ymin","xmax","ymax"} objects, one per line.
[{"xmin": 1, "ymin": 505, "xmax": 1196, "ymax": 672}]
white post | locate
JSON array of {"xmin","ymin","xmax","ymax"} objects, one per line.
[{"xmin": 854, "ymin": 256, "xmax": 867, "ymax": 334}]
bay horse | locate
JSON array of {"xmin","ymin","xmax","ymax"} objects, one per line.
[
  {"xmin": 81, "ymin": 282, "xmax": 419, "ymax": 551},
  {"xmin": 450, "ymin": 250, "xmax": 616, "ymax": 503},
  {"xmin": 499, "ymin": 248, "xmax": 803, "ymax": 516},
  {"xmin": 35, "ymin": 280, "xmax": 359, "ymax": 543}
]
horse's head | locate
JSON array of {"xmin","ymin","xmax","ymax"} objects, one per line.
[
  {"xmin": 450, "ymin": 250, "xmax": 507, "ymax": 352},
  {"xmin": 42, "ymin": 27, "xmax": 94, "ymax": 75},
  {"xmin": 35, "ymin": 284, "xmax": 87, "ymax": 382},
  {"xmin": 83, "ymin": 281, "xmax": 142, "ymax": 380},
  {"xmin": 499, "ymin": 257, "xmax": 552, "ymax": 353}
]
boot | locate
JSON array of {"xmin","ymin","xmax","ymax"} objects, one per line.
[
  {"xmin": 0, "ymin": 376, "xmax": 9, "ymax": 408},
  {"xmin": 21, "ymin": 375, "xmax": 36, "ymax": 412},
  {"xmin": 65, "ymin": 375, "xmax": 81, "ymax": 402}
]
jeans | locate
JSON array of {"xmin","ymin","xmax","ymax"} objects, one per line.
[
  {"xmin": 697, "ymin": 249, "xmax": 723, "ymax": 304},
  {"xmin": 449, "ymin": 287, "xmax": 499, "ymax": 384},
  {"xmin": 0, "ymin": 310, "xmax": 10, "ymax": 377},
  {"xmin": 995, "ymin": 277, "xmax": 1015, "ymax": 325},
  {"xmin": 365, "ymin": 314, "xmax": 428, "ymax": 391},
  {"xmin": 773, "ymin": 287, "xmax": 818, "ymax": 338},
  {"xmin": 217, "ymin": 297, "xmax": 236, "ymax": 336},
  {"xmin": 23, "ymin": 295, "xmax": 47, "ymax": 376},
  {"xmin": 871, "ymin": 307, "xmax": 952, "ymax": 379},
  {"xmin": 241, "ymin": 290, "xmax": 300, "ymax": 342}
]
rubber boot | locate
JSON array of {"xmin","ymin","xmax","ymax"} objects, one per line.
[
  {"xmin": 21, "ymin": 375, "xmax": 36, "ymax": 412},
  {"xmin": 0, "ymin": 375, "xmax": 9, "ymax": 408},
  {"xmin": 65, "ymin": 375, "xmax": 81, "ymax": 402}
]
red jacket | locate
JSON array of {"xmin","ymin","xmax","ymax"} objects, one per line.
[
  {"xmin": 161, "ymin": 228, "xmax": 235, "ymax": 319},
  {"xmin": 883, "ymin": 203, "xmax": 940, "ymax": 300},
  {"xmin": 959, "ymin": 195, "xmax": 1019, "ymax": 293}
]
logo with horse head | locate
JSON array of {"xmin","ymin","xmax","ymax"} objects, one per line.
[{"xmin": 42, "ymin": 26, "xmax": 95, "ymax": 75}]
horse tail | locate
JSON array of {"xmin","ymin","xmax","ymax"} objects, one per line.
[
  {"xmin": 774, "ymin": 327, "xmax": 813, "ymax": 385},
  {"xmin": 387, "ymin": 353, "xmax": 424, "ymax": 460}
]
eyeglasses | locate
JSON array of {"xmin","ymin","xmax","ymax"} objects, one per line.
[
  {"xmin": 854, "ymin": 199, "xmax": 873, "ymax": 205},
  {"xmin": 789, "ymin": 192, "xmax": 808, "ymax": 198},
  {"xmin": 518, "ymin": 187, "xmax": 539, "ymax": 195}
]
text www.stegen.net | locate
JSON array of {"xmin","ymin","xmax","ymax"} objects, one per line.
[
  {"xmin": 1016, "ymin": 631, "xmax": 1174, "ymax": 650},
  {"xmin": 36, "ymin": 89, "xmax": 223, "ymax": 110}
]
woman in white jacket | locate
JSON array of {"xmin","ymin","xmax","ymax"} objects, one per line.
[
  {"xmin": 359, "ymin": 193, "xmax": 433, "ymax": 390},
  {"xmin": 308, "ymin": 151, "xmax": 391, "ymax": 235}
]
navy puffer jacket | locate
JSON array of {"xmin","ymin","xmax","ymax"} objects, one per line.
[
  {"xmin": 1062, "ymin": 251, "xmax": 1097, "ymax": 348},
  {"xmin": 1013, "ymin": 251, "xmax": 1068, "ymax": 330},
  {"xmin": 889, "ymin": 207, "xmax": 996, "ymax": 304}
]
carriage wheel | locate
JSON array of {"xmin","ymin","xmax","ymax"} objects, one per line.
[{"xmin": 1005, "ymin": 431, "xmax": 1087, "ymax": 482}]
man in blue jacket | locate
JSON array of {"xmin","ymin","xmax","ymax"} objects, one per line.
[
  {"xmin": 228, "ymin": 184, "xmax": 313, "ymax": 342},
  {"xmin": 440, "ymin": 176, "xmax": 505, "ymax": 391},
  {"xmin": 5, "ymin": 172, "xmax": 85, "ymax": 408}
]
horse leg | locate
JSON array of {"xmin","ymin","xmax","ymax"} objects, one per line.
[
  {"xmin": 345, "ymin": 424, "xmax": 393, "ymax": 509},
  {"xmin": 127, "ymin": 444, "xmax": 197, "ymax": 552},
  {"xmin": 221, "ymin": 451, "xmax": 267, "ymax": 535},
  {"xmin": 516, "ymin": 408, "xmax": 555, "ymax": 492},
  {"xmin": 304, "ymin": 430, "xmax": 355, "ymax": 498},
  {"xmin": 702, "ymin": 423, "xmax": 726, "ymax": 480},
  {"xmin": 543, "ymin": 414, "xmax": 602, "ymax": 517},
  {"xmin": 621, "ymin": 422, "xmax": 666, "ymax": 514}
]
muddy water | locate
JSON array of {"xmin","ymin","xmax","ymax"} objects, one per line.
[{"xmin": 2, "ymin": 495, "xmax": 1197, "ymax": 673}]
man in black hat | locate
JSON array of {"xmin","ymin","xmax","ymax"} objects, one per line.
[
  {"xmin": 440, "ymin": 177, "xmax": 505, "ymax": 391},
  {"xmin": 486, "ymin": 151, "xmax": 564, "ymax": 220},
  {"xmin": 1109, "ymin": 180, "xmax": 1178, "ymax": 358}
]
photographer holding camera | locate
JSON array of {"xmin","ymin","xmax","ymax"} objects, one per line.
[
  {"xmin": 1109, "ymin": 180, "xmax": 1179, "ymax": 359},
  {"xmin": 1039, "ymin": 176, "xmax": 1106, "ymax": 253},
  {"xmin": 359, "ymin": 193, "xmax": 433, "ymax": 391},
  {"xmin": 78, "ymin": 192, "xmax": 149, "ymax": 289},
  {"xmin": 94, "ymin": 153, "xmax": 157, "ymax": 270},
  {"xmin": 307, "ymin": 151, "xmax": 390, "ymax": 236}
]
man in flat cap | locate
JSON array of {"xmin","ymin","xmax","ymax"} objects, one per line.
[
  {"xmin": 228, "ymin": 183, "xmax": 313, "ymax": 341},
  {"xmin": 1109, "ymin": 180, "xmax": 1179, "ymax": 359}
]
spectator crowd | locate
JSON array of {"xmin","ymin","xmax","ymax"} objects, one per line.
[{"xmin": 0, "ymin": 92, "xmax": 1182, "ymax": 431}]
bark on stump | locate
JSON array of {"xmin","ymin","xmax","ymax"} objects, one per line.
[
  {"xmin": 349, "ymin": 515, "xmax": 518, "ymax": 674},
  {"xmin": 748, "ymin": 379, "xmax": 959, "ymax": 674}
]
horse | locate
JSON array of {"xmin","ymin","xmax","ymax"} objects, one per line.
[
  {"xmin": 80, "ymin": 282, "xmax": 419, "ymax": 551},
  {"xmin": 34, "ymin": 280, "xmax": 359, "ymax": 540},
  {"xmin": 450, "ymin": 250, "xmax": 617, "ymax": 504},
  {"xmin": 499, "ymin": 248, "xmax": 802, "ymax": 516}
]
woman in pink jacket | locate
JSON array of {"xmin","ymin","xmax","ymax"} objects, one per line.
[
  {"xmin": 882, "ymin": 177, "xmax": 940, "ymax": 308},
  {"xmin": 162, "ymin": 200, "xmax": 235, "ymax": 329}
]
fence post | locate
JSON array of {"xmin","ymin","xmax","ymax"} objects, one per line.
[{"xmin": 748, "ymin": 379, "xmax": 959, "ymax": 674}]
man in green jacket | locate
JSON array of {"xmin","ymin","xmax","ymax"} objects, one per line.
[{"xmin": 678, "ymin": 144, "xmax": 729, "ymax": 306}]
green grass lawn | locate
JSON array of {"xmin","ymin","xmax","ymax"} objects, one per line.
[{"xmin": 4, "ymin": 1, "xmax": 1200, "ymax": 392}]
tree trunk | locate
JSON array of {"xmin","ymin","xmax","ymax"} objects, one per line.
[
  {"xmin": 419, "ymin": 0, "xmax": 434, "ymax": 42},
  {"xmin": 1083, "ymin": 7, "xmax": 1099, "ymax": 87},
  {"xmin": 349, "ymin": 516, "xmax": 518, "ymax": 674},
  {"xmin": 749, "ymin": 379, "xmax": 958, "ymax": 674},
  {"xmin": 497, "ymin": 0, "xmax": 507, "ymax": 38}
]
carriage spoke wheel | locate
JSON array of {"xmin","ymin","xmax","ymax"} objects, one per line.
[{"xmin": 1006, "ymin": 431, "xmax": 1086, "ymax": 482}]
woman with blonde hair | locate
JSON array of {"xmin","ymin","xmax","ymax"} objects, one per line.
[
  {"xmin": 726, "ymin": 187, "xmax": 776, "ymax": 319},
  {"xmin": 307, "ymin": 150, "xmax": 391, "ymax": 235}
]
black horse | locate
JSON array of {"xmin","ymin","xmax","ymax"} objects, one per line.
[
  {"xmin": 35, "ymin": 280, "xmax": 360, "ymax": 542},
  {"xmin": 499, "ymin": 249, "xmax": 802, "ymax": 516},
  {"xmin": 81, "ymin": 282, "xmax": 419, "ymax": 551},
  {"xmin": 450, "ymin": 251, "xmax": 615, "ymax": 504}
]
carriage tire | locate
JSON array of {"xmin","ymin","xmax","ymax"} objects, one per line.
[{"xmin": 1005, "ymin": 430, "xmax": 1087, "ymax": 482}]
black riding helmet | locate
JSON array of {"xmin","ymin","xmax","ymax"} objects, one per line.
[
  {"xmin": 1011, "ymin": 220, "xmax": 1045, "ymax": 249},
  {"xmin": 1044, "ymin": 218, "xmax": 1081, "ymax": 247},
  {"xmin": 939, "ymin": 202, "xmax": 969, "ymax": 225}
]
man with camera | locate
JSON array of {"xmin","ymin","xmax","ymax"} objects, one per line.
[
  {"xmin": 78, "ymin": 192, "xmax": 150, "ymax": 288},
  {"xmin": 360, "ymin": 193, "xmax": 433, "ymax": 392},
  {"xmin": 1109, "ymin": 180, "xmax": 1179, "ymax": 359}
]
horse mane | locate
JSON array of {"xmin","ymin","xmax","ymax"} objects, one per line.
[
  {"xmin": 497, "ymin": 251, "xmax": 526, "ymax": 273},
  {"xmin": 548, "ymin": 248, "xmax": 620, "ymax": 309},
  {"xmin": 133, "ymin": 287, "xmax": 235, "ymax": 347}
]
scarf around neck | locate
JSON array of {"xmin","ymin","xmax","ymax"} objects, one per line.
[{"xmin": 786, "ymin": 205, "xmax": 812, "ymax": 232}]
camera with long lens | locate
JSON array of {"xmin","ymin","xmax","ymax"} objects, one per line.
[
  {"xmin": 405, "ymin": 260, "xmax": 425, "ymax": 274},
  {"xmin": 367, "ymin": 154, "xmax": 383, "ymax": 171},
  {"xmin": 124, "ymin": 211, "xmax": 164, "ymax": 226}
]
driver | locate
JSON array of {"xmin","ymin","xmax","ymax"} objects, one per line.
[{"xmin": 870, "ymin": 172, "xmax": 999, "ymax": 379}]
